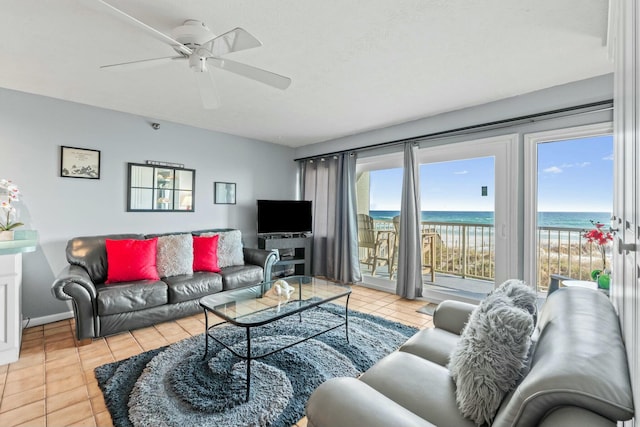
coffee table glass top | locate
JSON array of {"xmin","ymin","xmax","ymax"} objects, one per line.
[{"xmin": 199, "ymin": 276, "xmax": 351, "ymax": 326}]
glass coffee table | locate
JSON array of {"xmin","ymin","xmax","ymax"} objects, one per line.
[{"xmin": 199, "ymin": 276, "xmax": 351, "ymax": 401}]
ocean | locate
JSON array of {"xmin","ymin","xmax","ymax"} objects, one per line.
[{"xmin": 369, "ymin": 210, "xmax": 612, "ymax": 229}]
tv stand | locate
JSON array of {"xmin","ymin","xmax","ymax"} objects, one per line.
[{"xmin": 258, "ymin": 236, "xmax": 312, "ymax": 277}]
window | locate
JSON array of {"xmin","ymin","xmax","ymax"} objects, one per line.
[{"xmin": 524, "ymin": 123, "xmax": 613, "ymax": 292}]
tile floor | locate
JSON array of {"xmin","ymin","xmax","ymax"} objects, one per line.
[{"xmin": 0, "ymin": 285, "xmax": 434, "ymax": 427}]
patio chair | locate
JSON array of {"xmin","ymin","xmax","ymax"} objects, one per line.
[
  {"xmin": 357, "ymin": 214, "xmax": 391, "ymax": 275},
  {"xmin": 389, "ymin": 215, "xmax": 436, "ymax": 282}
]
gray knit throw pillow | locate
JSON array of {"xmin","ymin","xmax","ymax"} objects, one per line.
[
  {"xmin": 201, "ymin": 230, "xmax": 244, "ymax": 268},
  {"xmin": 156, "ymin": 234, "xmax": 193, "ymax": 278},
  {"xmin": 448, "ymin": 291, "xmax": 534, "ymax": 425}
]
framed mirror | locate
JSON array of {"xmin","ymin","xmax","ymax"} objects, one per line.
[{"xmin": 127, "ymin": 163, "xmax": 195, "ymax": 212}]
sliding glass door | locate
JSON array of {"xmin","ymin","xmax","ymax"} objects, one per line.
[
  {"xmin": 356, "ymin": 135, "xmax": 517, "ymax": 299},
  {"xmin": 418, "ymin": 156, "xmax": 495, "ymax": 296}
]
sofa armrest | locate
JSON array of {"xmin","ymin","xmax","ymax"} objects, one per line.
[
  {"xmin": 243, "ymin": 247, "xmax": 279, "ymax": 282},
  {"xmin": 51, "ymin": 265, "xmax": 99, "ymax": 341},
  {"xmin": 306, "ymin": 377, "xmax": 436, "ymax": 427},
  {"xmin": 549, "ymin": 273, "xmax": 573, "ymax": 295},
  {"xmin": 432, "ymin": 300, "xmax": 477, "ymax": 335},
  {"xmin": 538, "ymin": 407, "xmax": 616, "ymax": 427}
]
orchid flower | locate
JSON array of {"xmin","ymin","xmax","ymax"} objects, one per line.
[{"xmin": 0, "ymin": 180, "xmax": 23, "ymax": 231}]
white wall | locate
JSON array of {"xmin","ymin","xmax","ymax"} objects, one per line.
[{"xmin": 0, "ymin": 88, "xmax": 297, "ymax": 320}]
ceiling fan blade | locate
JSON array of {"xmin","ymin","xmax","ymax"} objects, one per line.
[
  {"xmin": 204, "ymin": 27, "xmax": 262, "ymax": 57},
  {"xmin": 100, "ymin": 56, "xmax": 185, "ymax": 70},
  {"xmin": 96, "ymin": 0, "xmax": 192, "ymax": 55},
  {"xmin": 208, "ymin": 57, "xmax": 291, "ymax": 90},
  {"xmin": 193, "ymin": 68, "xmax": 220, "ymax": 109}
]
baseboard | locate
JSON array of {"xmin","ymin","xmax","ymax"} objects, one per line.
[
  {"xmin": 23, "ymin": 311, "xmax": 74, "ymax": 328},
  {"xmin": 358, "ymin": 276, "xmax": 396, "ymax": 293}
]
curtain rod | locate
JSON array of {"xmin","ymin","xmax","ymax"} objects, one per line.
[{"xmin": 294, "ymin": 99, "xmax": 613, "ymax": 162}]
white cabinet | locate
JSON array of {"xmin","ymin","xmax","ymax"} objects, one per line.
[
  {"xmin": 0, "ymin": 230, "xmax": 37, "ymax": 366},
  {"xmin": 0, "ymin": 253, "xmax": 22, "ymax": 365}
]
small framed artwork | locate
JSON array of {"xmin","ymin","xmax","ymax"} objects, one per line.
[
  {"xmin": 214, "ymin": 182, "xmax": 236, "ymax": 204},
  {"xmin": 60, "ymin": 146, "xmax": 101, "ymax": 179}
]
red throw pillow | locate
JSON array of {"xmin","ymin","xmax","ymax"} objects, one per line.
[
  {"xmin": 193, "ymin": 235, "xmax": 221, "ymax": 272},
  {"xmin": 105, "ymin": 238, "xmax": 160, "ymax": 284}
]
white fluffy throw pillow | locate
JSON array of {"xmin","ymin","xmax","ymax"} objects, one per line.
[
  {"xmin": 448, "ymin": 292, "xmax": 534, "ymax": 425},
  {"xmin": 156, "ymin": 234, "xmax": 193, "ymax": 278},
  {"xmin": 201, "ymin": 230, "xmax": 244, "ymax": 268},
  {"xmin": 493, "ymin": 279, "xmax": 538, "ymax": 319}
]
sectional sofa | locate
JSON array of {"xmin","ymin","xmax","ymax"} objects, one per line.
[{"xmin": 306, "ymin": 286, "xmax": 634, "ymax": 426}]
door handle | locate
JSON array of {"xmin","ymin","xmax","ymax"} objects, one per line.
[{"xmin": 617, "ymin": 237, "xmax": 637, "ymax": 254}]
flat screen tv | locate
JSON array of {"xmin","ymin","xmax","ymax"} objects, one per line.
[{"xmin": 257, "ymin": 200, "xmax": 313, "ymax": 235}]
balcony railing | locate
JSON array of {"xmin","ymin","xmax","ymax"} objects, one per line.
[{"xmin": 364, "ymin": 220, "xmax": 608, "ymax": 291}]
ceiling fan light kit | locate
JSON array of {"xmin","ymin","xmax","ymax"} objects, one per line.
[{"xmin": 97, "ymin": 0, "xmax": 291, "ymax": 109}]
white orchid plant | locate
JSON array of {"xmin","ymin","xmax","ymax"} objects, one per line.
[{"xmin": 0, "ymin": 179, "xmax": 23, "ymax": 231}]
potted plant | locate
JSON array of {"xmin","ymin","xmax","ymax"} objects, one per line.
[
  {"xmin": 583, "ymin": 220, "xmax": 614, "ymax": 289},
  {"xmin": 0, "ymin": 179, "xmax": 23, "ymax": 241}
]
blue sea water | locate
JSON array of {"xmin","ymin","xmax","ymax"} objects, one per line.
[{"xmin": 369, "ymin": 210, "xmax": 611, "ymax": 229}]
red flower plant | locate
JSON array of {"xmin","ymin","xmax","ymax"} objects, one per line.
[{"xmin": 583, "ymin": 221, "xmax": 613, "ymax": 270}]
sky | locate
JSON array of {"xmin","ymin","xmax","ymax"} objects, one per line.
[{"xmin": 369, "ymin": 135, "xmax": 613, "ymax": 212}]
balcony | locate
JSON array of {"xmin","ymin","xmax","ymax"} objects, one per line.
[{"xmin": 358, "ymin": 220, "xmax": 608, "ymax": 296}]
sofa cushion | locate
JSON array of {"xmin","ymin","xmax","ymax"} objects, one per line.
[
  {"xmin": 220, "ymin": 265, "xmax": 263, "ymax": 290},
  {"xmin": 399, "ymin": 327, "xmax": 460, "ymax": 367},
  {"xmin": 96, "ymin": 280, "xmax": 168, "ymax": 315},
  {"xmin": 448, "ymin": 292, "xmax": 534, "ymax": 426},
  {"xmin": 164, "ymin": 272, "xmax": 223, "ymax": 304},
  {"xmin": 360, "ymin": 352, "xmax": 475, "ymax": 427},
  {"xmin": 193, "ymin": 235, "xmax": 221, "ymax": 272},
  {"xmin": 105, "ymin": 238, "xmax": 160, "ymax": 284},
  {"xmin": 156, "ymin": 234, "xmax": 193, "ymax": 278},
  {"xmin": 306, "ymin": 377, "xmax": 437, "ymax": 427},
  {"xmin": 202, "ymin": 230, "xmax": 244, "ymax": 267}
]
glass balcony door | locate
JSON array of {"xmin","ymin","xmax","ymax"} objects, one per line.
[{"xmin": 356, "ymin": 135, "xmax": 517, "ymax": 300}]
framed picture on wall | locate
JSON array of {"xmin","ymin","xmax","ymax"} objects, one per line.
[
  {"xmin": 214, "ymin": 182, "xmax": 236, "ymax": 204},
  {"xmin": 60, "ymin": 146, "xmax": 101, "ymax": 179}
]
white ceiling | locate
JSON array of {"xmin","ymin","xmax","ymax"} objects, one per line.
[{"xmin": 0, "ymin": 0, "xmax": 612, "ymax": 147}]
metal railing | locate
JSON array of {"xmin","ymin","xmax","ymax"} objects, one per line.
[{"xmin": 364, "ymin": 220, "xmax": 608, "ymax": 291}]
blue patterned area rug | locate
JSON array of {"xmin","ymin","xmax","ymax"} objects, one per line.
[{"xmin": 94, "ymin": 304, "xmax": 417, "ymax": 427}]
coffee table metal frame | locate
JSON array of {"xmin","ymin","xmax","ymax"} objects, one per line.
[{"xmin": 200, "ymin": 276, "xmax": 351, "ymax": 401}]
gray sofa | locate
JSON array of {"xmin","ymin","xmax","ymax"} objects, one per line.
[
  {"xmin": 51, "ymin": 229, "xmax": 278, "ymax": 342},
  {"xmin": 306, "ymin": 287, "xmax": 634, "ymax": 426}
]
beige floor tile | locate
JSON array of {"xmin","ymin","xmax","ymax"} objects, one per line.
[
  {"xmin": 46, "ymin": 363, "xmax": 84, "ymax": 383},
  {"xmin": 0, "ymin": 399, "xmax": 45, "ymax": 426},
  {"xmin": 46, "ymin": 400, "xmax": 93, "ymax": 426},
  {"xmin": 94, "ymin": 410, "xmax": 114, "ymax": 427},
  {"xmin": 15, "ymin": 415, "xmax": 45, "ymax": 427},
  {"xmin": 0, "ymin": 385, "xmax": 45, "ymax": 413},
  {"xmin": 47, "ymin": 384, "xmax": 90, "ymax": 413},
  {"xmin": 6, "ymin": 364, "xmax": 44, "ymax": 383},
  {"xmin": 46, "ymin": 373, "xmax": 86, "ymax": 395},
  {"xmin": 45, "ymin": 346, "xmax": 78, "ymax": 362},
  {"xmin": 80, "ymin": 353, "xmax": 116, "ymax": 371},
  {"xmin": 91, "ymin": 394, "xmax": 108, "ymax": 414},
  {"xmin": 3, "ymin": 374, "xmax": 45, "ymax": 397},
  {"xmin": 7, "ymin": 352, "xmax": 44, "ymax": 372}
]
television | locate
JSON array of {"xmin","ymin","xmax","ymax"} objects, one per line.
[{"xmin": 257, "ymin": 200, "xmax": 313, "ymax": 235}]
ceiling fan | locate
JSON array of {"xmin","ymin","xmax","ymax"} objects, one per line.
[{"xmin": 96, "ymin": 0, "xmax": 291, "ymax": 109}]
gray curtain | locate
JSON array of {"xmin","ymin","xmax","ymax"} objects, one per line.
[
  {"xmin": 396, "ymin": 143, "xmax": 423, "ymax": 298},
  {"xmin": 301, "ymin": 154, "xmax": 361, "ymax": 283}
]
